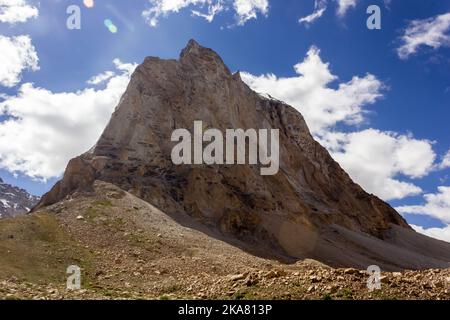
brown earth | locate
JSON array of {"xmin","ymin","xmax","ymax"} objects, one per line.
[{"xmin": 1, "ymin": 181, "xmax": 448, "ymax": 300}]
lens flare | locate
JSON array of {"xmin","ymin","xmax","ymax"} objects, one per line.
[
  {"xmin": 83, "ymin": 0, "xmax": 94, "ymax": 8},
  {"xmin": 104, "ymin": 19, "xmax": 118, "ymax": 33},
  {"xmin": 108, "ymin": 25, "xmax": 118, "ymax": 33}
]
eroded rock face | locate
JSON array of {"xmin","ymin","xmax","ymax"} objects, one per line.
[{"xmin": 35, "ymin": 40, "xmax": 413, "ymax": 262}]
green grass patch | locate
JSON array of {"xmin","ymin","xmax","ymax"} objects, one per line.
[
  {"xmin": 162, "ymin": 284, "xmax": 182, "ymax": 294},
  {"xmin": 0, "ymin": 212, "xmax": 95, "ymax": 285},
  {"xmin": 336, "ymin": 288, "xmax": 354, "ymax": 300}
]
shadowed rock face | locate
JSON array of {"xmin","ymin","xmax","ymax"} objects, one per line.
[{"xmin": 34, "ymin": 40, "xmax": 450, "ymax": 270}]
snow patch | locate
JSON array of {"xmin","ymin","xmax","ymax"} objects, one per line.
[{"xmin": 0, "ymin": 199, "xmax": 10, "ymax": 208}]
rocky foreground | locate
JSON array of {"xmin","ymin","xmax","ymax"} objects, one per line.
[
  {"xmin": 1, "ymin": 267, "xmax": 449, "ymax": 300},
  {"xmin": 1, "ymin": 182, "xmax": 448, "ymax": 300}
]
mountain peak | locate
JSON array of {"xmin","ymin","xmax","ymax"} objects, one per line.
[
  {"xmin": 185, "ymin": 38, "xmax": 200, "ymax": 50},
  {"xmin": 33, "ymin": 42, "xmax": 450, "ymax": 270},
  {"xmin": 178, "ymin": 39, "xmax": 232, "ymax": 77},
  {"xmin": 179, "ymin": 39, "xmax": 202, "ymax": 58}
]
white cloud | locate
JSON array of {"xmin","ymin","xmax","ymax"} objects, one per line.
[
  {"xmin": 86, "ymin": 59, "xmax": 132, "ymax": 85},
  {"xmin": 299, "ymin": 0, "xmax": 327, "ymax": 26},
  {"xmin": 397, "ymin": 12, "xmax": 450, "ymax": 59},
  {"xmin": 233, "ymin": 0, "xmax": 268, "ymax": 25},
  {"xmin": 87, "ymin": 71, "xmax": 115, "ymax": 86},
  {"xmin": 192, "ymin": 1, "xmax": 224, "ymax": 22},
  {"xmin": 241, "ymin": 46, "xmax": 383, "ymax": 136},
  {"xmin": 300, "ymin": 0, "xmax": 390, "ymax": 24},
  {"xmin": 411, "ymin": 224, "xmax": 450, "ymax": 243},
  {"xmin": 0, "ymin": 0, "xmax": 38, "ymax": 24},
  {"xmin": 322, "ymin": 129, "xmax": 435, "ymax": 200},
  {"xmin": 440, "ymin": 150, "xmax": 450, "ymax": 169},
  {"xmin": 143, "ymin": 0, "xmax": 208, "ymax": 27},
  {"xmin": 401, "ymin": 186, "xmax": 450, "ymax": 243},
  {"xmin": 142, "ymin": 0, "xmax": 268, "ymax": 26},
  {"xmin": 336, "ymin": 0, "xmax": 358, "ymax": 17},
  {"xmin": 241, "ymin": 46, "xmax": 438, "ymax": 201},
  {"xmin": 397, "ymin": 186, "xmax": 450, "ymax": 224},
  {"xmin": 0, "ymin": 60, "xmax": 137, "ymax": 180},
  {"xmin": 0, "ymin": 35, "xmax": 39, "ymax": 87},
  {"xmin": 397, "ymin": 178, "xmax": 450, "ymax": 244}
]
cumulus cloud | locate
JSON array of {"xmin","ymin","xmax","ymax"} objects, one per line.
[
  {"xmin": 0, "ymin": 35, "xmax": 39, "ymax": 87},
  {"xmin": 397, "ymin": 12, "xmax": 450, "ymax": 59},
  {"xmin": 0, "ymin": 59, "xmax": 137, "ymax": 180},
  {"xmin": 233, "ymin": 0, "xmax": 268, "ymax": 25},
  {"xmin": 399, "ymin": 186, "xmax": 450, "ymax": 243},
  {"xmin": 241, "ymin": 46, "xmax": 383, "ymax": 135},
  {"xmin": 439, "ymin": 150, "xmax": 450, "ymax": 169},
  {"xmin": 0, "ymin": 0, "xmax": 38, "ymax": 24},
  {"xmin": 87, "ymin": 71, "xmax": 115, "ymax": 86},
  {"xmin": 322, "ymin": 129, "xmax": 435, "ymax": 200},
  {"xmin": 299, "ymin": 0, "xmax": 327, "ymax": 26},
  {"xmin": 86, "ymin": 59, "xmax": 131, "ymax": 85},
  {"xmin": 411, "ymin": 224, "xmax": 450, "ymax": 243},
  {"xmin": 142, "ymin": 0, "xmax": 209, "ymax": 27},
  {"xmin": 142, "ymin": 0, "xmax": 268, "ymax": 26},
  {"xmin": 397, "ymin": 186, "xmax": 450, "ymax": 224},
  {"xmin": 242, "ymin": 46, "xmax": 438, "ymax": 201}
]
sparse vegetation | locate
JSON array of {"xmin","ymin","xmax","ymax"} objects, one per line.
[
  {"xmin": 163, "ymin": 284, "xmax": 182, "ymax": 294},
  {"xmin": 0, "ymin": 212, "xmax": 94, "ymax": 285},
  {"xmin": 322, "ymin": 293, "xmax": 333, "ymax": 300},
  {"xmin": 336, "ymin": 289, "xmax": 354, "ymax": 300},
  {"xmin": 92, "ymin": 199, "xmax": 113, "ymax": 207},
  {"xmin": 232, "ymin": 290, "xmax": 247, "ymax": 300},
  {"xmin": 0, "ymin": 182, "xmax": 449, "ymax": 300}
]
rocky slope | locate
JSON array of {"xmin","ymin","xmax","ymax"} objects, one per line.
[
  {"xmin": 0, "ymin": 178, "xmax": 39, "ymax": 218},
  {"xmin": 33, "ymin": 40, "xmax": 450, "ymax": 271},
  {"xmin": 2, "ymin": 182, "xmax": 449, "ymax": 300}
]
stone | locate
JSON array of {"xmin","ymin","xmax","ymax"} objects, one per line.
[
  {"xmin": 229, "ymin": 274, "xmax": 245, "ymax": 281},
  {"xmin": 344, "ymin": 268, "xmax": 359, "ymax": 275}
]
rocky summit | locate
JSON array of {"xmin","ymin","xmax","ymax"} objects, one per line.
[
  {"xmin": 34, "ymin": 40, "xmax": 450, "ymax": 271},
  {"xmin": 0, "ymin": 178, "xmax": 39, "ymax": 219}
]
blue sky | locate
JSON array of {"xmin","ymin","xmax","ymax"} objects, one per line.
[{"xmin": 0, "ymin": 0, "xmax": 450, "ymax": 240}]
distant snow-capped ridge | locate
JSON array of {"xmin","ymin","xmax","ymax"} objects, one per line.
[{"xmin": 0, "ymin": 178, "xmax": 39, "ymax": 218}]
